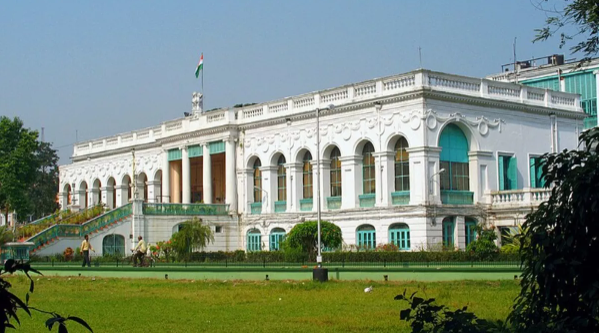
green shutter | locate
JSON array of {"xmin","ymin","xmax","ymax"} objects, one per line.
[
  {"xmin": 529, "ymin": 157, "xmax": 536, "ymax": 188},
  {"xmin": 498, "ymin": 156, "xmax": 505, "ymax": 190},
  {"xmin": 439, "ymin": 124, "xmax": 469, "ymax": 163},
  {"xmin": 508, "ymin": 157, "xmax": 518, "ymax": 190},
  {"xmin": 188, "ymin": 145, "xmax": 203, "ymax": 158},
  {"xmin": 209, "ymin": 141, "xmax": 225, "ymax": 154},
  {"xmin": 168, "ymin": 149, "xmax": 182, "ymax": 161}
]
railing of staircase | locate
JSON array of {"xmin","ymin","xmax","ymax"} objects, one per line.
[{"xmin": 81, "ymin": 203, "xmax": 133, "ymax": 236}]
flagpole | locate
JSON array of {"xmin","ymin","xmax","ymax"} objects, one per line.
[{"xmin": 201, "ymin": 53, "xmax": 204, "ymax": 95}]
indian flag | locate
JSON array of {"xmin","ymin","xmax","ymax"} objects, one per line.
[{"xmin": 195, "ymin": 53, "xmax": 203, "ymax": 78}]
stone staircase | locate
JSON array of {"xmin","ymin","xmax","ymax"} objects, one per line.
[{"xmin": 27, "ymin": 204, "xmax": 133, "ymax": 253}]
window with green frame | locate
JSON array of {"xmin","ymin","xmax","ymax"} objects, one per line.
[
  {"xmin": 442, "ymin": 217, "xmax": 455, "ymax": 248},
  {"xmin": 439, "ymin": 124, "xmax": 470, "ymax": 191},
  {"xmin": 269, "ymin": 228, "xmax": 286, "ymax": 251},
  {"xmin": 330, "ymin": 147, "xmax": 342, "ymax": 196},
  {"xmin": 253, "ymin": 159, "xmax": 262, "ymax": 203},
  {"xmin": 389, "ymin": 223, "xmax": 410, "ymax": 250},
  {"xmin": 529, "ymin": 156, "xmax": 544, "ymax": 188},
  {"xmin": 247, "ymin": 229, "xmax": 261, "ymax": 252},
  {"xmin": 498, "ymin": 154, "xmax": 518, "ymax": 190},
  {"xmin": 356, "ymin": 225, "xmax": 376, "ymax": 249},
  {"xmin": 465, "ymin": 219, "xmax": 477, "ymax": 247},
  {"xmin": 277, "ymin": 155, "xmax": 287, "ymax": 201},
  {"xmin": 303, "ymin": 151, "xmax": 313, "ymax": 199},
  {"xmin": 102, "ymin": 234, "xmax": 125, "ymax": 257},
  {"xmin": 394, "ymin": 137, "xmax": 410, "ymax": 191},
  {"xmin": 362, "ymin": 142, "xmax": 376, "ymax": 194}
]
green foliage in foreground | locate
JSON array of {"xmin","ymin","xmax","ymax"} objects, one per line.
[{"xmin": 5, "ymin": 276, "xmax": 518, "ymax": 333}]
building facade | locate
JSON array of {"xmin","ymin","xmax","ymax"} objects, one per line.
[
  {"xmin": 487, "ymin": 55, "xmax": 598, "ymax": 129},
  {"xmin": 55, "ymin": 69, "xmax": 585, "ymax": 256}
]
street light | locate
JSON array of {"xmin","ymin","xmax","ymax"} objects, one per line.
[{"xmin": 315, "ymin": 104, "xmax": 334, "ymax": 270}]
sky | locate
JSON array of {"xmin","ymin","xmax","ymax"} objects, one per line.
[{"xmin": 0, "ymin": 0, "xmax": 583, "ymax": 165}]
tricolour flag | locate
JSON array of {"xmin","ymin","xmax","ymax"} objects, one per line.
[{"xmin": 195, "ymin": 53, "xmax": 204, "ymax": 78}]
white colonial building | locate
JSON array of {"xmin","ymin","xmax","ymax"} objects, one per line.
[{"xmin": 51, "ymin": 69, "xmax": 585, "ymax": 256}]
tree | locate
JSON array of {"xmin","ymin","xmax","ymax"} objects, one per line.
[
  {"xmin": 0, "ymin": 117, "xmax": 39, "ymax": 226},
  {"xmin": 508, "ymin": 127, "xmax": 598, "ymax": 332},
  {"xmin": 26, "ymin": 141, "xmax": 60, "ymax": 220},
  {"xmin": 283, "ymin": 220, "xmax": 343, "ymax": 261},
  {"xmin": 465, "ymin": 225, "xmax": 499, "ymax": 260},
  {"xmin": 532, "ymin": 0, "xmax": 598, "ymax": 60},
  {"xmin": 1, "ymin": 260, "xmax": 92, "ymax": 332},
  {"xmin": 0, "ymin": 227, "xmax": 14, "ymax": 247},
  {"xmin": 171, "ymin": 217, "xmax": 214, "ymax": 260}
]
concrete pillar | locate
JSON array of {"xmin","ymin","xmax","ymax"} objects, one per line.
[
  {"xmin": 225, "ymin": 139, "xmax": 237, "ymax": 212},
  {"xmin": 374, "ymin": 152, "xmax": 393, "ymax": 207},
  {"xmin": 203, "ymin": 143, "xmax": 212, "ymax": 204},
  {"xmin": 340, "ymin": 155, "xmax": 361, "ymax": 210},
  {"xmin": 287, "ymin": 163, "xmax": 301, "ymax": 212},
  {"xmin": 468, "ymin": 151, "xmax": 494, "ymax": 204},
  {"xmin": 161, "ymin": 151, "xmax": 170, "ymax": 203},
  {"xmin": 261, "ymin": 166, "xmax": 278, "ymax": 213},
  {"xmin": 146, "ymin": 181, "xmax": 158, "ymax": 203},
  {"xmin": 383, "ymin": 152, "xmax": 395, "ymax": 205},
  {"xmin": 317, "ymin": 159, "xmax": 330, "ymax": 211},
  {"xmin": 406, "ymin": 147, "xmax": 441, "ymax": 205},
  {"xmin": 182, "ymin": 146, "xmax": 191, "ymax": 204}
]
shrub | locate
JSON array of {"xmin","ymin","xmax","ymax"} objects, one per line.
[
  {"xmin": 465, "ymin": 225, "xmax": 499, "ymax": 260},
  {"xmin": 376, "ymin": 243, "xmax": 400, "ymax": 252}
]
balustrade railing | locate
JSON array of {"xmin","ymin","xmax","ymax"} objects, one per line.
[
  {"xmin": 143, "ymin": 203, "xmax": 230, "ymax": 216},
  {"xmin": 490, "ymin": 188, "xmax": 551, "ymax": 207}
]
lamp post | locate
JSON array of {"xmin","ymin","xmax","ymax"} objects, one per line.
[{"xmin": 314, "ymin": 104, "xmax": 334, "ymax": 279}]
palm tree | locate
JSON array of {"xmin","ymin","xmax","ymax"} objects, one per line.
[
  {"xmin": 500, "ymin": 225, "xmax": 529, "ymax": 254},
  {"xmin": 171, "ymin": 217, "xmax": 214, "ymax": 260}
]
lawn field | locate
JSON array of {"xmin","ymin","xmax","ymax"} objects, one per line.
[{"xmin": 5, "ymin": 275, "xmax": 519, "ymax": 333}]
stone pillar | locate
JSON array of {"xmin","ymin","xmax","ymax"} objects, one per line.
[
  {"xmin": 203, "ymin": 143, "xmax": 212, "ymax": 204},
  {"xmin": 170, "ymin": 162, "xmax": 181, "ymax": 204},
  {"xmin": 100, "ymin": 186, "xmax": 110, "ymax": 207},
  {"xmin": 117, "ymin": 184, "xmax": 129, "ymax": 206},
  {"xmin": 161, "ymin": 151, "xmax": 170, "ymax": 203},
  {"xmin": 455, "ymin": 216, "xmax": 465, "ymax": 250},
  {"xmin": 289, "ymin": 162, "xmax": 303, "ymax": 212},
  {"xmin": 225, "ymin": 139, "xmax": 237, "ymax": 212},
  {"xmin": 90, "ymin": 188, "xmax": 100, "ymax": 207},
  {"xmin": 317, "ymin": 159, "xmax": 330, "ymax": 211},
  {"xmin": 340, "ymin": 155, "xmax": 361, "ymax": 210},
  {"xmin": 182, "ymin": 146, "xmax": 191, "ymax": 204},
  {"xmin": 261, "ymin": 166, "xmax": 277, "ymax": 213},
  {"xmin": 406, "ymin": 147, "xmax": 441, "ymax": 205},
  {"xmin": 243, "ymin": 168, "xmax": 254, "ymax": 213},
  {"xmin": 468, "ymin": 151, "xmax": 494, "ymax": 204},
  {"xmin": 374, "ymin": 152, "xmax": 393, "ymax": 207},
  {"xmin": 383, "ymin": 152, "xmax": 395, "ymax": 205},
  {"xmin": 146, "ymin": 181, "xmax": 158, "ymax": 203}
]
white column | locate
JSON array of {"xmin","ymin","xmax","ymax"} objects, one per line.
[
  {"xmin": 468, "ymin": 151, "xmax": 494, "ymax": 204},
  {"xmin": 340, "ymin": 155, "xmax": 361, "ymax": 210},
  {"xmin": 161, "ymin": 151, "xmax": 170, "ymax": 203},
  {"xmin": 203, "ymin": 143, "xmax": 212, "ymax": 204},
  {"xmin": 225, "ymin": 139, "xmax": 237, "ymax": 212},
  {"xmin": 318, "ymin": 159, "xmax": 330, "ymax": 211},
  {"xmin": 406, "ymin": 147, "xmax": 441, "ymax": 205},
  {"xmin": 383, "ymin": 152, "xmax": 395, "ymax": 205},
  {"xmin": 373, "ymin": 152, "xmax": 388, "ymax": 207},
  {"xmin": 182, "ymin": 146, "xmax": 191, "ymax": 204},
  {"xmin": 146, "ymin": 181, "xmax": 157, "ymax": 203},
  {"xmin": 290, "ymin": 163, "xmax": 303, "ymax": 211},
  {"xmin": 261, "ymin": 166, "xmax": 277, "ymax": 213}
]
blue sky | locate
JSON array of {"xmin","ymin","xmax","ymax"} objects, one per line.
[{"xmin": 0, "ymin": 0, "xmax": 581, "ymax": 164}]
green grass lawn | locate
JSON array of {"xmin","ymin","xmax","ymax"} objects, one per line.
[{"xmin": 6, "ymin": 275, "xmax": 519, "ymax": 333}]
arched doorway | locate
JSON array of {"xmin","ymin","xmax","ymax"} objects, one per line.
[
  {"xmin": 92, "ymin": 179, "xmax": 102, "ymax": 206},
  {"xmin": 102, "ymin": 234, "xmax": 125, "ymax": 257}
]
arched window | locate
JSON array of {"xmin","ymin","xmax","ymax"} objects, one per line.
[
  {"xmin": 442, "ymin": 217, "xmax": 455, "ymax": 248},
  {"xmin": 389, "ymin": 223, "xmax": 410, "ymax": 250},
  {"xmin": 102, "ymin": 234, "xmax": 125, "ymax": 257},
  {"xmin": 302, "ymin": 152, "xmax": 313, "ymax": 199},
  {"xmin": 356, "ymin": 225, "xmax": 376, "ymax": 249},
  {"xmin": 247, "ymin": 229, "xmax": 262, "ymax": 252},
  {"xmin": 439, "ymin": 124, "xmax": 469, "ymax": 192},
  {"xmin": 394, "ymin": 137, "xmax": 410, "ymax": 191},
  {"xmin": 330, "ymin": 148, "xmax": 342, "ymax": 196},
  {"xmin": 277, "ymin": 155, "xmax": 286, "ymax": 201},
  {"xmin": 269, "ymin": 228, "xmax": 286, "ymax": 251},
  {"xmin": 465, "ymin": 218, "xmax": 477, "ymax": 247},
  {"xmin": 362, "ymin": 143, "xmax": 375, "ymax": 194},
  {"xmin": 253, "ymin": 159, "xmax": 262, "ymax": 203}
]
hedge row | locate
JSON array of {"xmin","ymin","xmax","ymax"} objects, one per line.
[{"xmin": 31, "ymin": 249, "xmax": 520, "ymax": 264}]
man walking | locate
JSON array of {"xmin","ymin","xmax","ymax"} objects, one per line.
[{"xmin": 80, "ymin": 234, "xmax": 94, "ymax": 267}]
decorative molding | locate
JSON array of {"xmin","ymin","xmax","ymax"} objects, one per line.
[{"xmin": 423, "ymin": 109, "xmax": 505, "ymax": 135}]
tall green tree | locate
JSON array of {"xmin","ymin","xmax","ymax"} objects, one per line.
[
  {"xmin": 0, "ymin": 117, "xmax": 39, "ymax": 225},
  {"xmin": 509, "ymin": 127, "xmax": 598, "ymax": 332},
  {"xmin": 533, "ymin": 0, "xmax": 598, "ymax": 59},
  {"xmin": 171, "ymin": 217, "xmax": 214, "ymax": 260},
  {"xmin": 284, "ymin": 220, "xmax": 343, "ymax": 261},
  {"xmin": 26, "ymin": 141, "xmax": 60, "ymax": 220}
]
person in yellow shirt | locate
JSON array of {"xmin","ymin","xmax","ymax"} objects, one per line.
[
  {"xmin": 132, "ymin": 235, "xmax": 147, "ymax": 267},
  {"xmin": 80, "ymin": 234, "xmax": 95, "ymax": 267}
]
